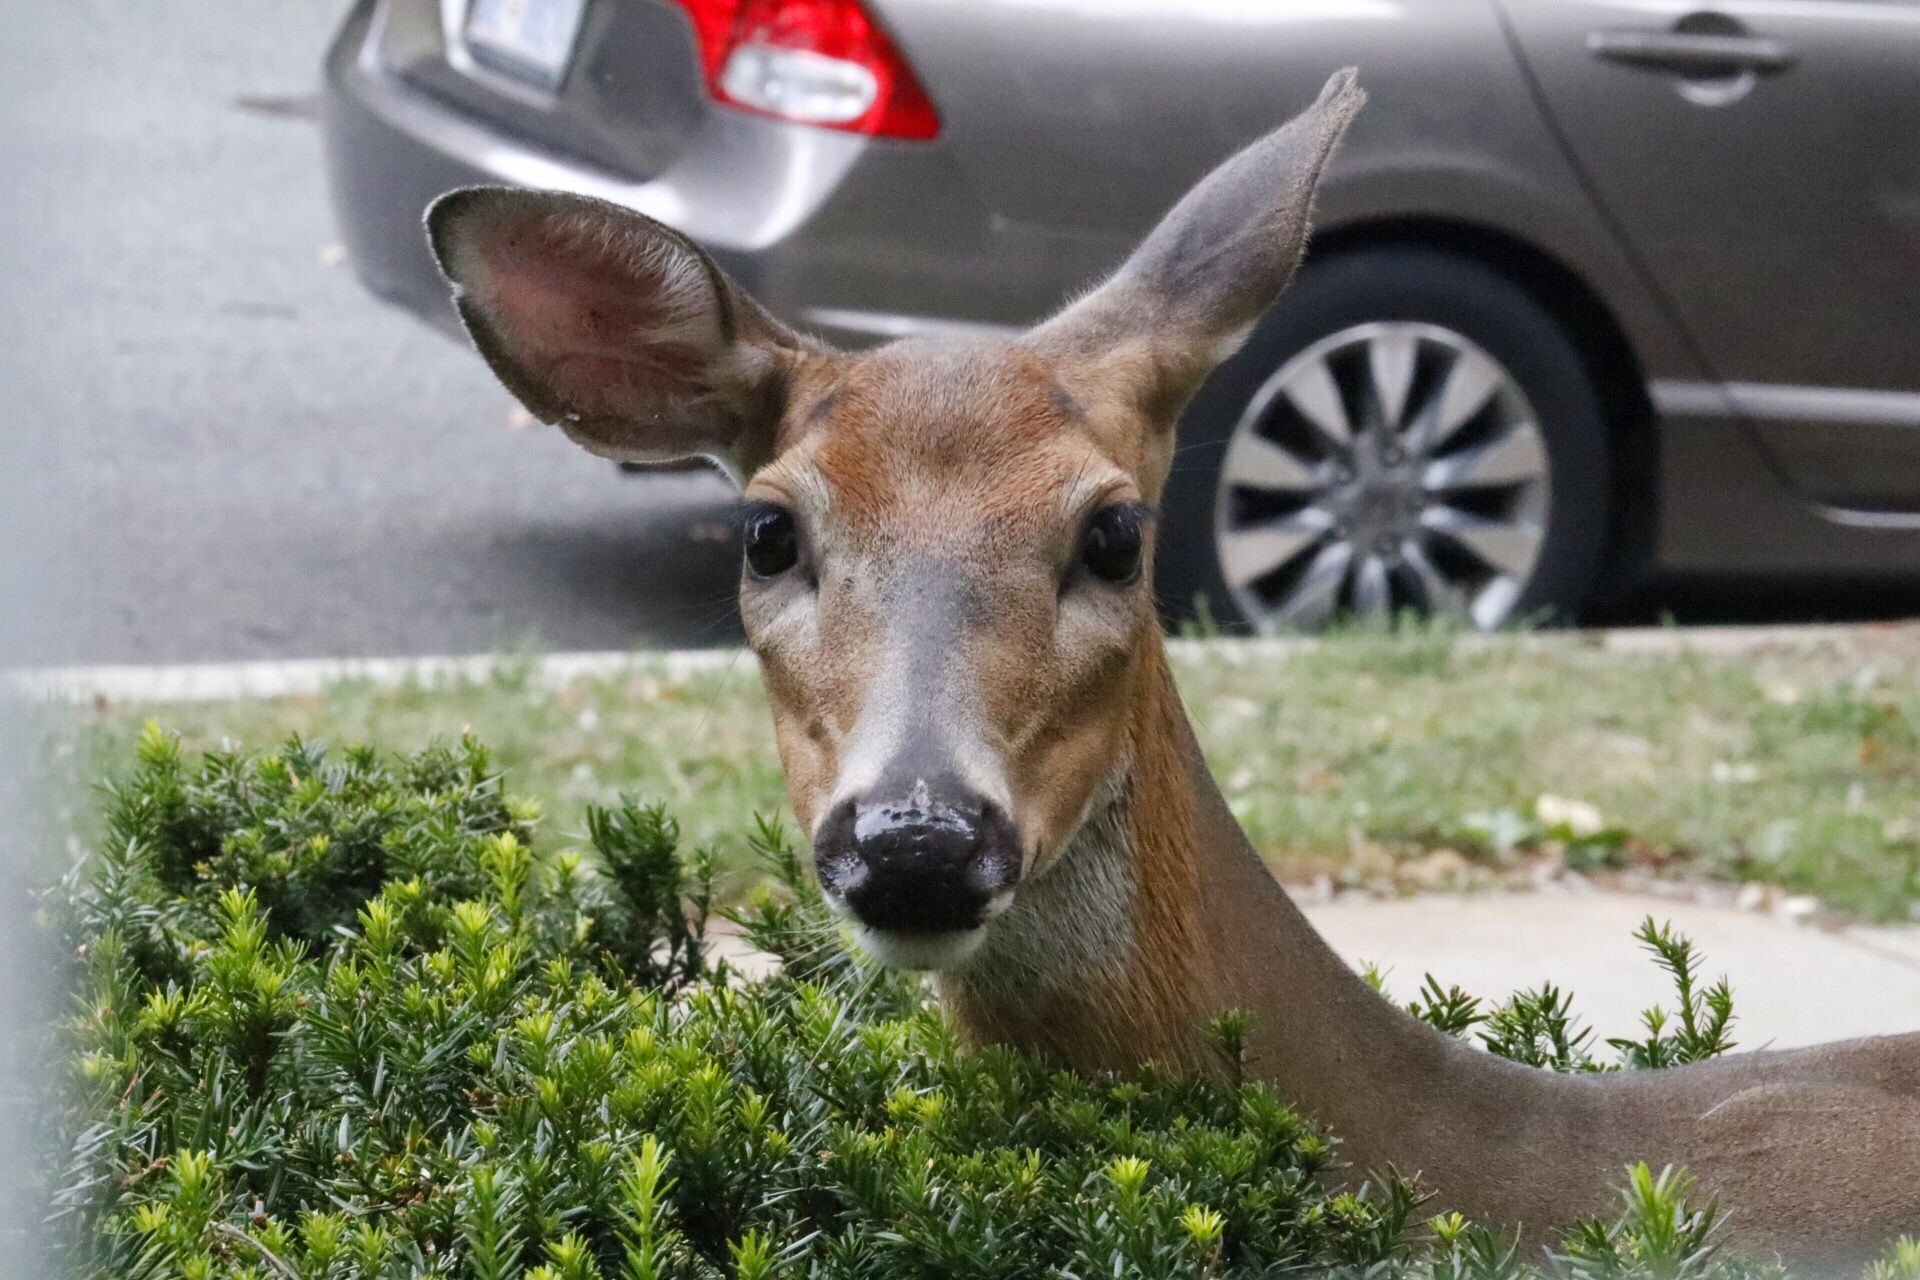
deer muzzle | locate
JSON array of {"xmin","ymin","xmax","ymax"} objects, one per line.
[{"xmin": 813, "ymin": 777, "xmax": 1022, "ymax": 968}]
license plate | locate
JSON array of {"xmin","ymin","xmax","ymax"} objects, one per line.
[{"xmin": 464, "ymin": 0, "xmax": 589, "ymax": 91}]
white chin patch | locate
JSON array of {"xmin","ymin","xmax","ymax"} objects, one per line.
[{"xmin": 852, "ymin": 924, "xmax": 986, "ymax": 972}]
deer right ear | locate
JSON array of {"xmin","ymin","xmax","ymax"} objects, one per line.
[
  {"xmin": 1027, "ymin": 69, "xmax": 1365, "ymax": 427},
  {"xmin": 426, "ymin": 187, "xmax": 820, "ymax": 481}
]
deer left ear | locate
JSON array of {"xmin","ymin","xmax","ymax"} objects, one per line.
[
  {"xmin": 1027, "ymin": 68, "xmax": 1364, "ymax": 426},
  {"xmin": 426, "ymin": 187, "xmax": 821, "ymax": 481}
]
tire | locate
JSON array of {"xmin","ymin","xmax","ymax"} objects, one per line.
[{"xmin": 1157, "ymin": 246, "xmax": 1613, "ymax": 633}]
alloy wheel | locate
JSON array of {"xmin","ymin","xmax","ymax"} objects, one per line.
[{"xmin": 1211, "ymin": 321, "xmax": 1551, "ymax": 631}]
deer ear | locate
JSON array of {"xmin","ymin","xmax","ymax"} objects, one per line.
[
  {"xmin": 1027, "ymin": 69, "xmax": 1364, "ymax": 423},
  {"xmin": 426, "ymin": 187, "xmax": 821, "ymax": 481}
]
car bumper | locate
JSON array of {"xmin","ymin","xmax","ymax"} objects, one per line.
[{"xmin": 322, "ymin": 0, "xmax": 1116, "ymax": 348}]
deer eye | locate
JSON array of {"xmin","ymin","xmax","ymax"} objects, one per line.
[
  {"xmin": 742, "ymin": 503, "xmax": 799, "ymax": 578},
  {"xmin": 1081, "ymin": 503, "xmax": 1148, "ymax": 585}
]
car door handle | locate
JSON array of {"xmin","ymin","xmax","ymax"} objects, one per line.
[{"xmin": 1587, "ymin": 28, "xmax": 1795, "ymax": 76}]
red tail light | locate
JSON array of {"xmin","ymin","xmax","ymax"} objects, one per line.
[{"xmin": 672, "ymin": 0, "xmax": 941, "ymax": 141}]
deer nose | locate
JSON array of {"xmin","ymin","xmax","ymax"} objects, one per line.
[{"xmin": 814, "ymin": 783, "xmax": 1021, "ymax": 935}]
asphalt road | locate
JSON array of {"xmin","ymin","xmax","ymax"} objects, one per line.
[{"xmin": 3, "ymin": 0, "xmax": 746, "ymax": 667}]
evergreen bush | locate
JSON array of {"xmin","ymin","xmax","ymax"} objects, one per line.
[{"xmin": 43, "ymin": 729, "xmax": 1919, "ymax": 1280}]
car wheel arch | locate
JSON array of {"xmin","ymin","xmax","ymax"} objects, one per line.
[{"xmin": 1301, "ymin": 215, "xmax": 1660, "ymax": 603}]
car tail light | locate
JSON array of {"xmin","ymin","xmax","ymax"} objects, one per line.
[{"xmin": 672, "ymin": 0, "xmax": 940, "ymax": 140}]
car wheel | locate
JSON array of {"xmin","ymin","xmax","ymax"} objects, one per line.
[{"xmin": 1158, "ymin": 247, "xmax": 1612, "ymax": 632}]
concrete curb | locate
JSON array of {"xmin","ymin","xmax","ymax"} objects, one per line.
[
  {"xmin": 5, "ymin": 649, "xmax": 744, "ymax": 705},
  {"xmin": 6, "ymin": 623, "xmax": 1912, "ymax": 705}
]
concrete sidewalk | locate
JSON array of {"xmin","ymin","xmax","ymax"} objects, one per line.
[
  {"xmin": 708, "ymin": 888, "xmax": 1920, "ymax": 1052},
  {"xmin": 1304, "ymin": 890, "xmax": 1920, "ymax": 1051}
]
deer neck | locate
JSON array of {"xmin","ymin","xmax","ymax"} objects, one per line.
[
  {"xmin": 939, "ymin": 636, "xmax": 1577, "ymax": 1175},
  {"xmin": 933, "ymin": 646, "xmax": 1920, "ymax": 1262}
]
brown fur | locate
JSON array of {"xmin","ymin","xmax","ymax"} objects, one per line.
[
  {"xmin": 959, "ymin": 648, "xmax": 1920, "ymax": 1271},
  {"xmin": 941, "ymin": 639, "xmax": 1219, "ymax": 1076},
  {"xmin": 946, "ymin": 622, "xmax": 1920, "ymax": 1268},
  {"xmin": 744, "ymin": 339, "xmax": 1159, "ymax": 856},
  {"xmin": 428, "ymin": 68, "xmax": 1919, "ymax": 1267}
]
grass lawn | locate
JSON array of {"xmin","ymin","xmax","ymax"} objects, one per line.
[{"xmin": 35, "ymin": 626, "xmax": 1920, "ymax": 920}]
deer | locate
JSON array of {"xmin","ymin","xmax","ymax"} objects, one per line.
[{"xmin": 424, "ymin": 69, "xmax": 1920, "ymax": 1270}]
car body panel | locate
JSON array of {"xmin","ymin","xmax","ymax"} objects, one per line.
[
  {"xmin": 326, "ymin": 1, "xmax": 875, "ymax": 326},
  {"xmin": 1501, "ymin": 0, "xmax": 1920, "ymax": 510},
  {"xmin": 371, "ymin": 0, "xmax": 706, "ymax": 180},
  {"xmin": 1657, "ymin": 413, "xmax": 1920, "ymax": 574}
]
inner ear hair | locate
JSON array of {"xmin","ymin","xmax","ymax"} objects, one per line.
[{"xmin": 425, "ymin": 186, "xmax": 828, "ymax": 481}]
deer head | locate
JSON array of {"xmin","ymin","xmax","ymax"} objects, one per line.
[{"xmin": 428, "ymin": 70, "xmax": 1363, "ymax": 971}]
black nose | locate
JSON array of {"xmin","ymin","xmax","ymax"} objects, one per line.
[{"xmin": 814, "ymin": 784, "xmax": 1021, "ymax": 933}]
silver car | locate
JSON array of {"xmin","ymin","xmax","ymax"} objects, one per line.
[{"xmin": 322, "ymin": 0, "xmax": 1920, "ymax": 631}]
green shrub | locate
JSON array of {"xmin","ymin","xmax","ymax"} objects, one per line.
[
  {"xmin": 38, "ymin": 729, "xmax": 1854, "ymax": 1278},
  {"xmin": 1400, "ymin": 919, "xmax": 1738, "ymax": 1073}
]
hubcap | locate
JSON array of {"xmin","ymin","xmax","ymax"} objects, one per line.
[{"xmin": 1211, "ymin": 321, "xmax": 1550, "ymax": 631}]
